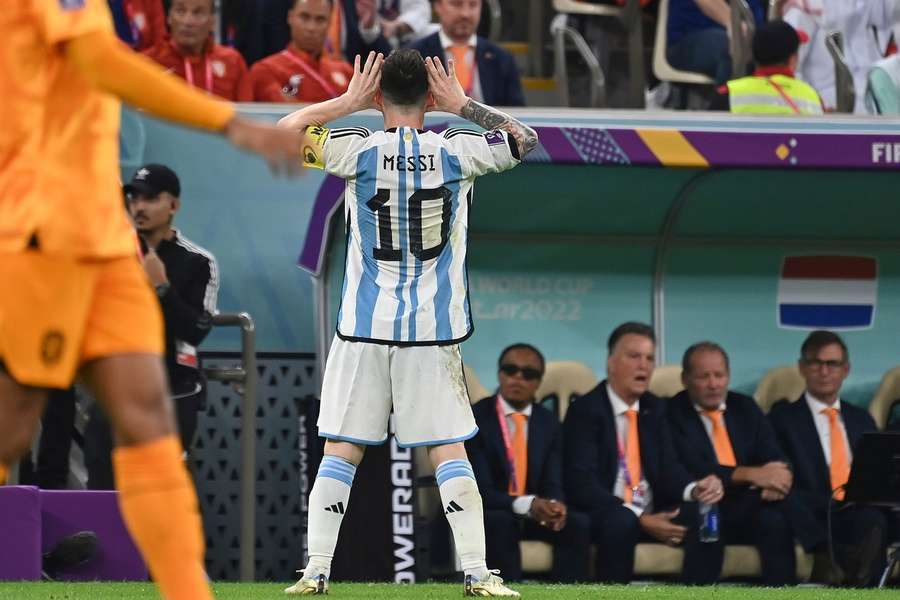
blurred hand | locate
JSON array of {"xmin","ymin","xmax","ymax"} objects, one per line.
[
  {"xmin": 142, "ymin": 246, "xmax": 167, "ymax": 286},
  {"xmin": 639, "ymin": 509, "xmax": 687, "ymax": 546},
  {"xmin": 356, "ymin": 0, "xmax": 377, "ymax": 28},
  {"xmin": 424, "ymin": 56, "xmax": 468, "ymax": 115},
  {"xmin": 692, "ymin": 474, "xmax": 724, "ymax": 504},
  {"xmin": 224, "ymin": 117, "xmax": 305, "ymax": 176},
  {"xmin": 761, "ymin": 488, "xmax": 787, "ymax": 502},
  {"xmin": 344, "ymin": 51, "xmax": 384, "ymax": 113},
  {"xmin": 530, "ymin": 498, "xmax": 567, "ymax": 531},
  {"xmin": 752, "ymin": 462, "xmax": 793, "ymax": 495}
]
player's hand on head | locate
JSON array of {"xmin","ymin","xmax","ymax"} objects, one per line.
[
  {"xmin": 424, "ymin": 56, "xmax": 467, "ymax": 115},
  {"xmin": 345, "ymin": 51, "xmax": 384, "ymax": 113},
  {"xmin": 225, "ymin": 117, "xmax": 306, "ymax": 177}
]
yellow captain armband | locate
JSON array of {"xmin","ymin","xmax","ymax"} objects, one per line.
[{"xmin": 302, "ymin": 125, "xmax": 329, "ymax": 169}]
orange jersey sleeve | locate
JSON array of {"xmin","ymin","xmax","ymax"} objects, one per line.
[{"xmin": 36, "ymin": 0, "xmax": 113, "ymax": 45}]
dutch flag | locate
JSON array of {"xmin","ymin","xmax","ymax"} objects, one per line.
[{"xmin": 777, "ymin": 256, "xmax": 877, "ymax": 330}]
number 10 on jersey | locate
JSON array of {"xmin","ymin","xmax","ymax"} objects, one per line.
[{"xmin": 366, "ymin": 186, "xmax": 453, "ymax": 262}]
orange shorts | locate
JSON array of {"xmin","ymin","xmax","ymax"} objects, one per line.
[{"xmin": 0, "ymin": 252, "xmax": 163, "ymax": 389}]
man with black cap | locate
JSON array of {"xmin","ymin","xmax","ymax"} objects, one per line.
[
  {"xmin": 85, "ymin": 164, "xmax": 219, "ymax": 488},
  {"xmin": 712, "ymin": 20, "xmax": 824, "ymax": 114}
]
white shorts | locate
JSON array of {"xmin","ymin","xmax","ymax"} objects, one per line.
[{"xmin": 318, "ymin": 335, "xmax": 478, "ymax": 447}]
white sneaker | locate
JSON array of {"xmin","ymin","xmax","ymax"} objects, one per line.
[
  {"xmin": 464, "ymin": 571, "xmax": 520, "ymax": 597},
  {"xmin": 284, "ymin": 571, "xmax": 328, "ymax": 595}
]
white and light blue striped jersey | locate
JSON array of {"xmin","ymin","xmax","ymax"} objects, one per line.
[{"xmin": 322, "ymin": 125, "xmax": 521, "ymax": 345}]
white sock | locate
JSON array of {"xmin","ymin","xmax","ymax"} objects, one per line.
[
  {"xmin": 436, "ymin": 459, "xmax": 489, "ymax": 580},
  {"xmin": 304, "ymin": 455, "xmax": 356, "ymax": 578}
]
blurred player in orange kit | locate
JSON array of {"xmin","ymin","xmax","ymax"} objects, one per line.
[{"xmin": 0, "ymin": 1, "xmax": 306, "ymax": 599}]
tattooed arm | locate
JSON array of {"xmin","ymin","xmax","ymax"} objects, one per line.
[
  {"xmin": 459, "ymin": 98, "xmax": 538, "ymax": 158},
  {"xmin": 424, "ymin": 56, "xmax": 538, "ymax": 159}
]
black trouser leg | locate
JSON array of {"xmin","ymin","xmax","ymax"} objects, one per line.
[
  {"xmin": 35, "ymin": 387, "xmax": 76, "ymax": 489},
  {"xmin": 754, "ymin": 502, "xmax": 797, "ymax": 586},
  {"xmin": 678, "ymin": 501, "xmax": 724, "ymax": 584},
  {"xmin": 523, "ymin": 509, "xmax": 591, "ymax": 582},
  {"xmin": 589, "ymin": 504, "xmax": 640, "ymax": 583},
  {"xmin": 484, "ymin": 509, "xmax": 523, "ymax": 581},
  {"xmin": 833, "ymin": 505, "xmax": 888, "ymax": 587},
  {"xmin": 83, "ymin": 402, "xmax": 114, "ymax": 490},
  {"xmin": 173, "ymin": 388, "xmax": 204, "ymax": 454}
]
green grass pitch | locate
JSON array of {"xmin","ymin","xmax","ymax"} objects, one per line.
[{"xmin": 0, "ymin": 582, "xmax": 893, "ymax": 600}]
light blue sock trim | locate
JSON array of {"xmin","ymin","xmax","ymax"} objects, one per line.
[
  {"xmin": 317, "ymin": 456, "xmax": 357, "ymax": 486},
  {"xmin": 435, "ymin": 459, "xmax": 475, "ymax": 486}
]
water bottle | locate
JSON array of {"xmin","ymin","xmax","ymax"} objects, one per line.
[{"xmin": 698, "ymin": 502, "xmax": 720, "ymax": 543}]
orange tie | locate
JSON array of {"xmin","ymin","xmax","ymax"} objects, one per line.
[
  {"xmin": 623, "ymin": 409, "xmax": 641, "ymax": 503},
  {"xmin": 326, "ymin": 1, "xmax": 343, "ymax": 60},
  {"xmin": 823, "ymin": 408, "xmax": 850, "ymax": 500},
  {"xmin": 704, "ymin": 410, "xmax": 737, "ymax": 467},
  {"xmin": 448, "ymin": 46, "xmax": 472, "ymax": 92},
  {"xmin": 509, "ymin": 413, "xmax": 528, "ymax": 496}
]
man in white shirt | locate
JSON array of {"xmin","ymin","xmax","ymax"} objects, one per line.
[
  {"xmin": 562, "ymin": 322, "xmax": 724, "ymax": 583},
  {"xmin": 466, "ymin": 344, "xmax": 591, "ymax": 582},
  {"xmin": 769, "ymin": 330, "xmax": 888, "ymax": 586}
]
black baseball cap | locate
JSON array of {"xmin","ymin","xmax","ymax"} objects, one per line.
[
  {"xmin": 123, "ymin": 164, "xmax": 181, "ymax": 198},
  {"xmin": 753, "ymin": 20, "xmax": 809, "ymax": 67}
]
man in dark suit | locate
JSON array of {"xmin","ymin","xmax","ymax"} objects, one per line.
[
  {"xmin": 667, "ymin": 341, "xmax": 825, "ymax": 585},
  {"xmin": 409, "ymin": 0, "xmax": 525, "ymax": 106},
  {"xmin": 563, "ymin": 322, "xmax": 724, "ymax": 583},
  {"xmin": 466, "ymin": 344, "xmax": 590, "ymax": 582},
  {"xmin": 769, "ymin": 330, "xmax": 888, "ymax": 587}
]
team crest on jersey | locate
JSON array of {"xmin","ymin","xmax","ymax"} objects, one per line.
[
  {"xmin": 484, "ymin": 131, "xmax": 504, "ymax": 146},
  {"xmin": 59, "ymin": 0, "xmax": 85, "ymax": 10},
  {"xmin": 211, "ymin": 60, "xmax": 226, "ymax": 78},
  {"xmin": 283, "ymin": 74, "xmax": 303, "ymax": 97}
]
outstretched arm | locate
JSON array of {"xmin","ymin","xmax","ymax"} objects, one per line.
[
  {"xmin": 424, "ymin": 56, "xmax": 538, "ymax": 158},
  {"xmin": 278, "ymin": 52, "xmax": 384, "ymax": 130}
]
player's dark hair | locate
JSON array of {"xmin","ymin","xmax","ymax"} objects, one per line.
[
  {"xmin": 607, "ymin": 322, "xmax": 655, "ymax": 354},
  {"xmin": 498, "ymin": 343, "xmax": 545, "ymax": 375},
  {"xmin": 380, "ymin": 48, "xmax": 428, "ymax": 107},
  {"xmin": 682, "ymin": 341, "xmax": 730, "ymax": 375},
  {"xmin": 800, "ymin": 330, "xmax": 849, "ymax": 362},
  {"xmin": 291, "ymin": 0, "xmax": 333, "ymax": 9}
]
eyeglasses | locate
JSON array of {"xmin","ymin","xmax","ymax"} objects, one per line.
[
  {"xmin": 499, "ymin": 364, "xmax": 543, "ymax": 381},
  {"xmin": 802, "ymin": 358, "xmax": 846, "ymax": 370}
]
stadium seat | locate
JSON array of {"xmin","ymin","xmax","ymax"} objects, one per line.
[
  {"xmin": 464, "ymin": 364, "xmax": 491, "ymax": 404},
  {"xmin": 536, "ymin": 360, "xmax": 599, "ymax": 420},
  {"xmin": 649, "ymin": 364, "xmax": 684, "ymax": 398},
  {"xmin": 633, "ymin": 543, "xmax": 814, "ymax": 580},
  {"xmin": 753, "ymin": 365, "xmax": 805, "ymax": 413},
  {"xmin": 868, "ymin": 365, "xmax": 900, "ymax": 429},
  {"xmin": 652, "ymin": 0, "xmax": 715, "ymax": 87}
]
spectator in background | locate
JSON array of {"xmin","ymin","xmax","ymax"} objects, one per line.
[
  {"xmin": 377, "ymin": 0, "xmax": 433, "ymax": 47},
  {"xmin": 144, "ymin": 0, "xmax": 252, "ymax": 100},
  {"xmin": 323, "ymin": 0, "xmax": 393, "ymax": 62},
  {"xmin": 783, "ymin": 0, "xmax": 898, "ymax": 112},
  {"xmin": 248, "ymin": 0, "xmax": 354, "ymax": 102},
  {"xmin": 711, "ymin": 20, "xmax": 823, "ymax": 114},
  {"xmin": 220, "ymin": 0, "xmax": 294, "ymax": 65},
  {"xmin": 667, "ymin": 0, "xmax": 765, "ymax": 85},
  {"xmin": 563, "ymin": 322, "xmax": 724, "ymax": 584},
  {"xmin": 769, "ymin": 331, "xmax": 888, "ymax": 587},
  {"xmin": 109, "ymin": 0, "xmax": 167, "ymax": 50},
  {"xmin": 411, "ymin": 0, "xmax": 525, "ymax": 106},
  {"xmin": 86, "ymin": 165, "xmax": 219, "ymax": 489},
  {"xmin": 666, "ymin": 342, "xmax": 824, "ymax": 585},
  {"xmin": 465, "ymin": 344, "xmax": 590, "ymax": 583}
]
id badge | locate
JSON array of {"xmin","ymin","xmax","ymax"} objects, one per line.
[{"xmin": 631, "ymin": 481, "xmax": 649, "ymax": 511}]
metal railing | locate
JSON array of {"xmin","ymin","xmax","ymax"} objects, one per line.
[
  {"xmin": 552, "ymin": 15, "xmax": 607, "ymax": 108},
  {"xmin": 826, "ymin": 31, "xmax": 856, "ymax": 113},
  {"xmin": 485, "ymin": 0, "xmax": 502, "ymax": 42},
  {"xmin": 203, "ymin": 312, "xmax": 258, "ymax": 582},
  {"xmin": 729, "ymin": 0, "xmax": 756, "ymax": 78}
]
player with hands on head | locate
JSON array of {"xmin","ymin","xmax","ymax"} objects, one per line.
[{"xmin": 280, "ymin": 48, "xmax": 536, "ymax": 596}]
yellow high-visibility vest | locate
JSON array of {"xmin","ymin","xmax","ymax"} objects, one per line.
[{"xmin": 727, "ymin": 75, "xmax": 823, "ymax": 115}]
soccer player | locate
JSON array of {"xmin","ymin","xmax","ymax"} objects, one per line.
[
  {"xmin": 278, "ymin": 49, "xmax": 537, "ymax": 596},
  {"xmin": 0, "ymin": 2, "xmax": 305, "ymax": 599}
]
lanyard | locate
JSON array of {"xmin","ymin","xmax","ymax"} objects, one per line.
[
  {"xmin": 280, "ymin": 51, "xmax": 340, "ymax": 99},
  {"xmin": 766, "ymin": 77, "xmax": 801, "ymax": 114},
  {"xmin": 184, "ymin": 55, "xmax": 213, "ymax": 93},
  {"xmin": 495, "ymin": 396, "xmax": 519, "ymax": 492}
]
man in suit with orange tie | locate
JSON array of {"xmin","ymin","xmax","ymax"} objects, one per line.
[
  {"xmin": 769, "ymin": 330, "xmax": 888, "ymax": 587},
  {"xmin": 667, "ymin": 341, "xmax": 825, "ymax": 585},
  {"xmin": 409, "ymin": 0, "xmax": 524, "ymax": 107},
  {"xmin": 466, "ymin": 344, "xmax": 590, "ymax": 582},
  {"xmin": 563, "ymin": 322, "xmax": 725, "ymax": 583}
]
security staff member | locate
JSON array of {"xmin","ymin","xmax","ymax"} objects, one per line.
[
  {"xmin": 85, "ymin": 164, "xmax": 219, "ymax": 488},
  {"xmin": 711, "ymin": 20, "xmax": 824, "ymax": 114}
]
